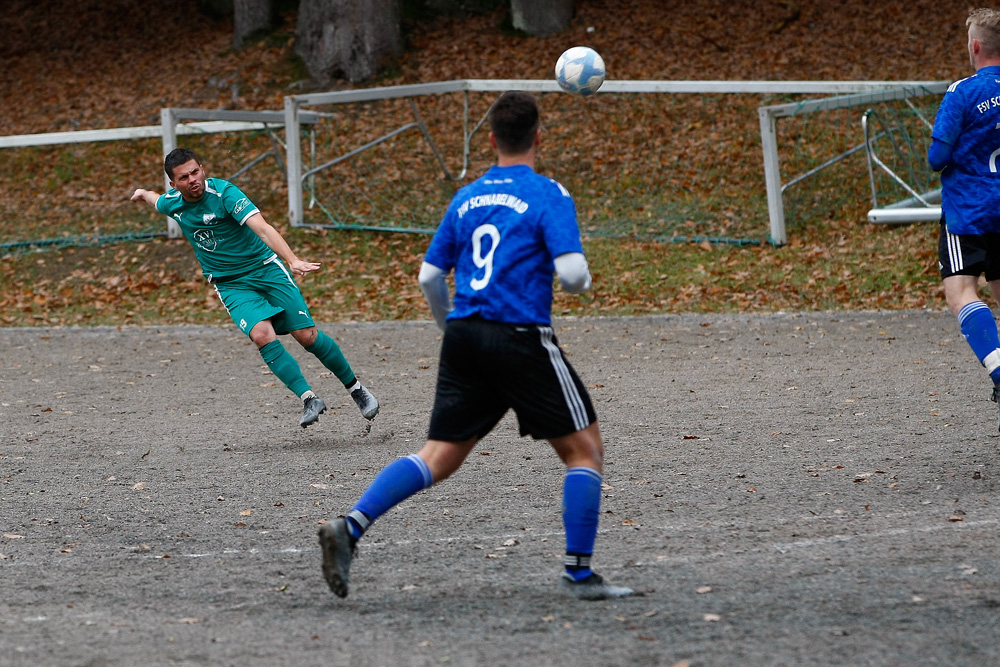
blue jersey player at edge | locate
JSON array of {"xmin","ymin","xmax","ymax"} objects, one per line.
[
  {"xmin": 131, "ymin": 149, "xmax": 379, "ymax": 428},
  {"xmin": 930, "ymin": 8, "xmax": 1000, "ymax": 432},
  {"xmin": 318, "ymin": 91, "xmax": 636, "ymax": 600}
]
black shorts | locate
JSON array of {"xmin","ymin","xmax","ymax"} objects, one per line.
[
  {"xmin": 939, "ymin": 218, "xmax": 1000, "ymax": 280},
  {"xmin": 427, "ymin": 317, "xmax": 598, "ymax": 442}
]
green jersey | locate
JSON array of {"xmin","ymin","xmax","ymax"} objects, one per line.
[{"xmin": 156, "ymin": 178, "xmax": 275, "ymax": 281}]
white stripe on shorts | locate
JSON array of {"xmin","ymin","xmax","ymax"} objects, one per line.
[
  {"xmin": 212, "ymin": 284, "xmax": 232, "ymax": 314},
  {"xmin": 537, "ymin": 326, "xmax": 589, "ymax": 432},
  {"xmin": 264, "ymin": 254, "xmax": 298, "ymax": 286},
  {"xmin": 947, "ymin": 229, "xmax": 964, "ymax": 273}
]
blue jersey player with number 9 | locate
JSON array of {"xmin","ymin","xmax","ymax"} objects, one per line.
[
  {"xmin": 318, "ymin": 91, "xmax": 636, "ymax": 600},
  {"xmin": 930, "ymin": 8, "xmax": 1000, "ymax": 431}
]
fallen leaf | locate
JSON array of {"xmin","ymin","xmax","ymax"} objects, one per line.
[{"xmin": 240, "ymin": 509, "xmax": 252, "ymax": 516}]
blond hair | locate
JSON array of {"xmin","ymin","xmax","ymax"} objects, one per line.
[{"xmin": 968, "ymin": 8, "xmax": 1000, "ymax": 57}]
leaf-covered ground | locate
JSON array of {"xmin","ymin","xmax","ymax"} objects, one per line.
[{"xmin": 0, "ymin": 0, "xmax": 977, "ymax": 325}]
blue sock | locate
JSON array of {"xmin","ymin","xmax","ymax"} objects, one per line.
[
  {"xmin": 344, "ymin": 454, "xmax": 434, "ymax": 540},
  {"xmin": 958, "ymin": 301, "xmax": 1000, "ymax": 384},
  {"xmin": 562, "ymin": 467, "xmax": 602, "ymax": 582}
]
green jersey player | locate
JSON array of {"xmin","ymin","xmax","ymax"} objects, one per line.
[{"xmin": 131, "ymin": 148, "xmax": 379, "ymax": 428}]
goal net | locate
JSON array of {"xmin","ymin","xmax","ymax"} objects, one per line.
[
  {"xmin": 285, "ymin": 82, "xmax": 784, "ymax": 246},
  {"xmin": 758, "ymin": 82, "xmax": 948, "ymax": 241}
]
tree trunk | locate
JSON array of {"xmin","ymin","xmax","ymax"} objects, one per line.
[
  {"xmin": 295, "ymin": 0, "xmax": 403, "ymax": 85},
  {"xmin": 510, "ymin": 0, "xmax": 572, "ymax": 37},
  {"xmin": 233, "ymin": 0, "xmax": 273, "ymax": 50}
]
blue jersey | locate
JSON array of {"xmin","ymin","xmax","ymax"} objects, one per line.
[
  {"xmin": 932, "ymin": 65, "xmax": 1000, "ymax": 234},
  {"xmin": 424, "ymin": 164, "xmax": 584, "ymax": 325},
  {"xmin": 156, "ymin": 178, "xmax": 272, "ymax": 280}
]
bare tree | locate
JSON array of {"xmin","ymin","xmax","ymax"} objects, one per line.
[
  {"xmin": 510, "ymin": 0, "xmax": 573, "ymax": 36},
  {"xmin": 296, "ymin": 0, "xmax": 403, "ymax": 84},
  {"xmin": 234, "ymin": 0, "xmax": 273, "ymax": 50}
]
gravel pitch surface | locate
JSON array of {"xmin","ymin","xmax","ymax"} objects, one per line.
[{"xmin": 2, "ymin": 312, "xmax": 1000, "ymax": 666}]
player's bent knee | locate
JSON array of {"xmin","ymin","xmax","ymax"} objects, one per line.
[{"xmin": 291, "ymin": 326, "xmax": 318, "ymax": 347}]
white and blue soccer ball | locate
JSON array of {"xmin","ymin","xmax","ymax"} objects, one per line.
[{"xmin": 554, "ymin": 46, "xmax": 606, "ymax": 97}]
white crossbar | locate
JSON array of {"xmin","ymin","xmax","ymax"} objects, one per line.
[{"xmin": 867, "ymin": 207, "xmax": 941, "ymax": 224}]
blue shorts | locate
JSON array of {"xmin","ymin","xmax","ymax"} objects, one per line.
[
  {"xmin": 427, "ymin": 317, "xmax": 597, "ymax": 442},
  {"xmin": 211, "ymin": 259, "xmax": 315, "ymax": 336}
]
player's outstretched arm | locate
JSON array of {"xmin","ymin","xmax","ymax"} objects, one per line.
[
  {"xmin": 245, "ymin": 213, "xmax": 321, "ymax": 276},
  {"xmin": 130, "ymin": 188, "xmax": 160, "ymax": 207},
  {"xmin": 554, "ymin": 252, "xmax": 592, "ymax": 294}
]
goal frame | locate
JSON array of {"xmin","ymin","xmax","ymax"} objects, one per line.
[
  {"xmin": 757, "ymin": 82, "xmax": 949, "ymax": 244},
  {"xmin": 283, "ymin": 79, "xmax": 945, "ymax": 243}
]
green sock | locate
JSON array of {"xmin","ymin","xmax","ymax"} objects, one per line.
[
  {"xmin": 305, "ymin": 330, "xmax": 357, "ymax": 387},
  {"xmin": 259, "ymin": 340, "xmax": 311, "ymax": 397}
]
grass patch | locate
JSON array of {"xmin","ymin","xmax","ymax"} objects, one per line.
[{"xmin": 1, "ymin": 218, "xmax": 945, "ymax": 328}]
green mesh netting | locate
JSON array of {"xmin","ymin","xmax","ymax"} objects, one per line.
[
  {"xmin": 299, "ymin": 91, "xmax": 768, "ymax": 245},
  {"xmin": 773, "ymin": 88, "xmax": 942, "ymax": 232}
]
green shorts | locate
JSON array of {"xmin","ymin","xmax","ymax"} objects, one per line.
[{"xmin": 212, "ymin": 259, "xmax": 315, "ymax": 336}]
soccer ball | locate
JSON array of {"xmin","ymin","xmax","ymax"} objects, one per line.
[{"xmin": 554, "ymin": 46, "xmax": 606, "ymax": 97}]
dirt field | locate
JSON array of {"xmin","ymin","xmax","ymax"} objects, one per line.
[{"xmin": 2, "ymin": 311, "xmax": 1000, "ymax": 666}]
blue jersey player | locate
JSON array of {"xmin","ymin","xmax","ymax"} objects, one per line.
[
  {"xmin": 930, "ymin": 8, "xmax": 1000, "ymax": 431},
  {"xmin": 131, "ymin": 149, "xmax": 379, "ymax": 428},
  {"xmin": 319, "ymin": 91, "xmax": 635, "ymax": 600}
]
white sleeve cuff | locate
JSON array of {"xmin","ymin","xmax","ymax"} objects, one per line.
[
  {"xmin": 554, "ymin": 252, "xmax": 592, "ymax": 294},
  {"xmin": 418, "ymin": 261, "xmax": 451, "ymax": 332}
]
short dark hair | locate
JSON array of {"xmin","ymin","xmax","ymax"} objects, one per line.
[
  {"xmin": 164, "ymin": 148, "xmax": 202, "ymax": 179},
  {"xmin": 487, "ymin": 91, "xmax": 540, "ymax": 155}
]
